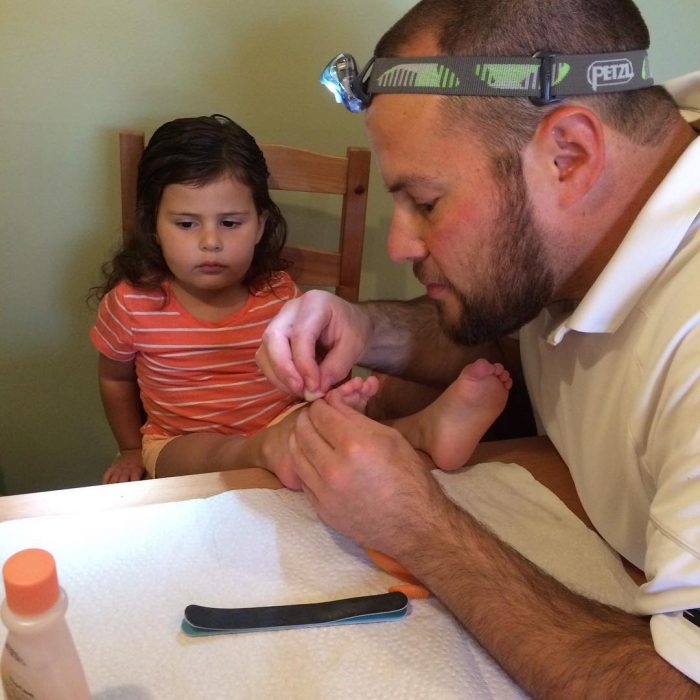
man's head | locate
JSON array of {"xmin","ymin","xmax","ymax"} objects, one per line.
[
  {"xmin": 366, "ymin": 0, "xmax": 682, "ymax": 345},
  {"xmin": 374, "ymin": 0, "xmax": 678, "ymax": 154}
]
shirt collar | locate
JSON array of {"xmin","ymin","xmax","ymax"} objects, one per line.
[{"xmin": 665, "ymin": 70, "xmax": 700, "ymax": 125}]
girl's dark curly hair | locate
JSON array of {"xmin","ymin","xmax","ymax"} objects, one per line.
[{"xmin": 92, "ymin": 114, "xmax": 288, "ymax": 300}]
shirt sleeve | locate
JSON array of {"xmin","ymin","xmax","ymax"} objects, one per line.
[
  {"xmin": 89, "ymin": 285, "xmax": 136, "ymax": 361},
  {"xmin": 635, "ymin": 324, "xmax": 700, "ymax": 680},
  {"xmin": 650, "ymin": 611, "xmax": 700, "ymax": 683}
]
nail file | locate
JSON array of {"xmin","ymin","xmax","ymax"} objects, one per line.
[{"xmin": 181, "ymin": 591, "xmax": 409, "ymax": 636}]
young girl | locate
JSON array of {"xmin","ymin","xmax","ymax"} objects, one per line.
[{"xmin": 90, "ymin": 114, "xmax": 314, "ymax": 485}]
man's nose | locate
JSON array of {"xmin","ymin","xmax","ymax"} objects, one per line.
[{"xmin": 386, "ymin": 210, "xmax": 428, "ymax": 263}]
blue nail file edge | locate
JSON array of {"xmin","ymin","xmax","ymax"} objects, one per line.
[{"xmin": 181, "ymin": 591, "xmax": 409, "ymax": 636}]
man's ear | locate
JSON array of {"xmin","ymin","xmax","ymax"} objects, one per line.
[{"xmin": 526, "ymin": 105, "xmax": 605, "ymax": 209}]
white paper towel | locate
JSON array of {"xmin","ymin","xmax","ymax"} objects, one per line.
[
  {"xmin": 434, "ymin": 464, "xmax": 639, "ymax": 613},
  {"xmin": 0, "ymin": 462, "xmax": 638, "ymax": 699}
]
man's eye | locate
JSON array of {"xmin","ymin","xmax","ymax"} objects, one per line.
[{"xmin": 415, "ymin": 200, "xmax": 436, "ymax": 214}]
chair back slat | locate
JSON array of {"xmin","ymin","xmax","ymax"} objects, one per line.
[
  {"xmin": 119, "ymin": 131, "xmax": 145, "ymax": 239},
  {"xmin": 262, "ymin": 145, "xmax": 348, "ymax": 194}
]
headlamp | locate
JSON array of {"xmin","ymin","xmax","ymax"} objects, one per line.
[
  {"xmin": 320, "ymin": 49, "xmax": 653, "ymax": 112},
  {"xmin": 320, "ymin": 53, "xmax": 375, "ymax": 113}
]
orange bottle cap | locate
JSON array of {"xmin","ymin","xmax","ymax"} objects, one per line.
[{"xmin": 3, "ymin": 549, "xmax": 60, "ymax": 616}]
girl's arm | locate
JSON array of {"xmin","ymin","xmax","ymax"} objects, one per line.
[{"xmin": 97, "ymin": 353, "xmax": 146, "ymax": 483}]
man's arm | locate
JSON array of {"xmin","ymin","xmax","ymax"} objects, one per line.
[
  {"xmin": 257, "ymin": 290, "xmax": 516, "ymax": 397},
  {"xmin": 360, "ymin": 296, "xmax": 515, "ymax": 386},
  {"xmin": 290, "ymin": 400, "xmax": 699, "ymax": 698},
  {"xmin": 406, "ymin": 500, "xmax": 698, "ymax": 698}
]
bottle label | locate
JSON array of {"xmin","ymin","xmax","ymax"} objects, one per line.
[
  {"xmin": 2, "ymin": 674, "xmax": 36, "ymax": 699},
  {"xmin": 2, "ymin": 642, "xmax": 36, "ymax": 699},
  {"xmin": 2, "ymin": 643, "xmax": 24, "ymax": 668}
]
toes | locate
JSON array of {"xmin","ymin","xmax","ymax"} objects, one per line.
[
  {"xmin": 331, "ymin": 376, "xmax": 361, "ymax": 399},
  {"xmin": 361, "ymin": 375, "xmax": 380, "ymax": 397},
  {"xmin": 462, "ymin": 358, "xmax": 516, "ymax": 381},
  {"xmin": 344, "ymin": 376, "xmax": 365, "ymax": 393},
  {"xmin": 462, "ymin": 358, "xmax": 495, "ymax": 380},
  {"xmin": 494, "ymin": 367, "xmax": 512, "ymax": 390}
]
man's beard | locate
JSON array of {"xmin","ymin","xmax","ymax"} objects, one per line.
[{"xmin": 417, "ymin": 169, "xmax": 554, "ymax": 346}]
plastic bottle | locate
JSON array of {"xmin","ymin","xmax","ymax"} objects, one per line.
[{"xmin": 1, "ymin": 548, "xmax": 91, "ymax": 700}]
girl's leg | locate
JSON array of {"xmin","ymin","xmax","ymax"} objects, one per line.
[
  {"xmin": 155, "ymin": 378, "xmax": 382, "ymax": 486},
  {"xmin": 154, "ymin": 415, "xmax": 302, "ymax": 488},
  {"xmin": 155, "ymin": 360, "xmax": 509, "ymax": 487}
]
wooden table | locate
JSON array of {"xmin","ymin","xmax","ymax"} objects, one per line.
[{"xmin": 0, "ymin": 436, "xmax": 643, "ymax": 583}]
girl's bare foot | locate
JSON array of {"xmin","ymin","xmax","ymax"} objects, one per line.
[
  {"xmin": 256, "ymin": 407, "xmax": 306, "ymax": 490},
  {"xmin": 325, "ymin": 375, "xmax": 380, "ymax": 414},
  {"xmin": 405, "ymin": 359, "xmax": 512, "ymax": 471},
  {"xmin": 260, "ymin": 377, "xmax": 380, "ymax": 489}
]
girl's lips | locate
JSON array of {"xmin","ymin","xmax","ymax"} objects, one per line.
[{"xmin": 197, "ymin": 263, "xmax": 226, "ymax": 274}]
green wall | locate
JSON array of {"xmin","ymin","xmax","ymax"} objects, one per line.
[{"xmin": 1, "ymin": 1, "xmax": 698, "ymax": 495}]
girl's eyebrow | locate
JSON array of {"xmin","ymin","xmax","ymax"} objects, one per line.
[{"xmin": 165, "ymin": 209, "xmax": 252, "ymax": 216}]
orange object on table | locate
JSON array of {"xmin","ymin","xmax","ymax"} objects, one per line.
[{"xmin": 365, "ymin": 548, "xmax": 430, "ymax": 598}]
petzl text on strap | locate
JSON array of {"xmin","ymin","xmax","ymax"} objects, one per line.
[
  {"xmin": 182, "ymin": 591, "xmax": 409, "ymax": 636},
  {"xmin": 369, "ymin": 50, "xmax": 653, "ymax": 101}
]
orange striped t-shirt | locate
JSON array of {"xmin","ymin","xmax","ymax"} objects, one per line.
[{"xmin": 90, "ymin": 272, "xmax": 300, "ymax": 438}]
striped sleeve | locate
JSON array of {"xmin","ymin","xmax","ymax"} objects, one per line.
[{"xmin": 89, "ymin": 284, "xmax": 139, "ymax": 361}]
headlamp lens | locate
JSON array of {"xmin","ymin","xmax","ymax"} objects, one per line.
[{"xmin": 320, "ymin": 53, "xmax": 369, "ymax": 113}]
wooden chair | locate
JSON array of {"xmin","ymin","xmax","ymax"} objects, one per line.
[{"xmin": 119, "ymin": 131, "xmax": 370, "ymax": 302}]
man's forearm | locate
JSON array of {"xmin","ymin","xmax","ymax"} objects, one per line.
[
  {"xmin": 399, "ymin": 503, "xmax": 698, "ymax": 698},
  {"xmin": 359, "ymin": 296, "xmax": 508, "ymax": 386}
]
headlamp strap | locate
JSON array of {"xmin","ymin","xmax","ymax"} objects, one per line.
[{"xmin": 369, "ymin": 50, "xmax": 653, "ymax": 103}]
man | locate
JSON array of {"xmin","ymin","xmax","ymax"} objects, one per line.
[{"xmin": 257, "ymin": 0, "xmax": 700, "ymax": 693}]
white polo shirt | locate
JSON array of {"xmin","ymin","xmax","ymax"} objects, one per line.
[{"xmin": 520, "ymin": 72, "xmax": 700, "ymax": 681}]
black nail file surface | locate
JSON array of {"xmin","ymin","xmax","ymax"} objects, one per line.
[{"xmin": 182, "ymin": 591, "xmax": 409, "ymax": 636}]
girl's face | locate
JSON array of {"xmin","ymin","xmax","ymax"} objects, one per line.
[{"xmin": 155, "ymin": 176, "xmax": 265, "ymax": 308}]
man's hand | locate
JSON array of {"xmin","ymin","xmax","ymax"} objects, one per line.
[
  {"xmin": 101, "ymin": 449, "xmax": 146, "ymax": 484},
  {"xmin": 289, "ymin": 395, "xmax": 447, "ymax": 555},
  {"xmin": 257, "ymin": 290, "xmax": 371, "ymax": 399}
]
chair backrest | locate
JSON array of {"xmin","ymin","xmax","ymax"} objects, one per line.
[{"xmin": 119, "ymin": 131, "xmax": 370, "ymax": 303}]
